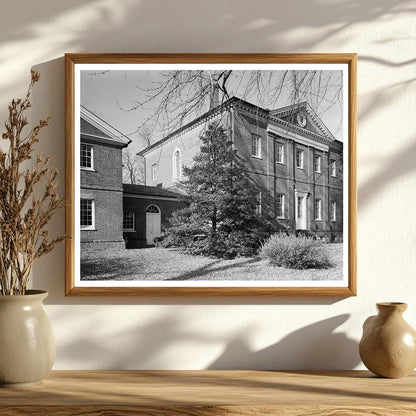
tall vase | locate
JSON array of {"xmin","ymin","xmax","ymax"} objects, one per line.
[
  {"xmin": 0, "ymin": 290, "xmax": 55, "ymax": 387},
  {"xmin": 359, "ymin": 302, "xmax": 416, "ymax": 378}
]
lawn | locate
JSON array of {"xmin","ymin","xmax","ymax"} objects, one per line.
[{"xmin": 81, "ymin": 244, "xmax": 343, "ymax": 281}]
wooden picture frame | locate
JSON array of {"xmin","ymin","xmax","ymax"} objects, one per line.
[{"xmin": 65, "ymin": 53, "xmax": 356, "ymax": 296}]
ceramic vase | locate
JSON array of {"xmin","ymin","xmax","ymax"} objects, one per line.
[
  {"xmin": 359, "ymin": 302, "xmax": 416, "ymax": 378},
  {"xmin": 0, "ymin": 290, "xmax": 55, "ymax": 387}
]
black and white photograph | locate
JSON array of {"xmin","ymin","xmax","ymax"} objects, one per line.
[{"xmin": 66, "ymin": 54, "xmax": 356, "ymax": 295}]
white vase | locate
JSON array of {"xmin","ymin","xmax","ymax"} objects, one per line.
[{"xmin": 0, "ymin": 290, "xmax": 55, "ymax": 387}]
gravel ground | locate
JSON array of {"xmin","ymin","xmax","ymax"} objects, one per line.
[{"xmin": 81, "ymin": 244, "xmax": 343, "ymax": 282}]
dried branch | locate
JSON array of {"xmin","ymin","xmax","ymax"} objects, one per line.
[{"xmin": 0, "ymin": 71, "xmax": 65, "ymax": 295}]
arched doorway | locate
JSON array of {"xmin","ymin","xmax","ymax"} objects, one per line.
[{"xmin": 146, "ymin": 204, "xmax": 161, "ymax": 245}]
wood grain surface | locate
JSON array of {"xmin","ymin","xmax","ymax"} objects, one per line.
[{"xmin": 1, "ymin": 370, "xmax": 415, "ymax": 415}]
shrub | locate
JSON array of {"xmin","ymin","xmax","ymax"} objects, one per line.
[
  {"xmin": 162, "ymin": 205, "xmax": 276, "ymax": 259},
  {"xmin": 178, "ymin": 231, "xmax": 261, "ymax": 259},
  {"xmin": 160, "ymin": 209, "xmax": 206, "ymax": 249},
  {"xmin": 260, "ymin": 233, "xmax": 332, "ymax": 269},
  {"xmin": 206, "ymin": 230, "xmax": 263, "ymax": 259}
]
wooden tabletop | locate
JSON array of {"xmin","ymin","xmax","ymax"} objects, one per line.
[{"xmin": 1, "ymin": 370, "xmax": 415, "ymax": 415}]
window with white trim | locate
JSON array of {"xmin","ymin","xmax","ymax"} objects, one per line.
[
  {"xmin": 331, "ymin": 200, "xmax": 337, "ymax": 221},
  {"xmin": 146, "ymin": 205, "xmax": 160, "ymax": 213},
  {"xmin": 123, "ymin": 212, "xmax": 135, "ymax": 231},
  {"xmin": 296, "ymin": 149, "xmax": 304, "ymax": 169},
  {"xmin": 80, "ymin": 144, "xmax": 93, "ymax": 169},
  {"xmin": 251, "ymin": 134, "xmax": 261, "ymax": 158},
  {"xmin": 80, "ymin": 198, "xmax": 94, "ymax": 229},
  {"xmin": 276, "ymin": 194, "xmax": 285, "ymax": 218},
  {"xmin": 314, "ymin": 155, "xmax": 321, "ymax": 173},
  {"xmin": 172, "ymin": 149, "xmax": 182, "ymax": 181},
  {"xmin": 331, "ymin": 159, "xmax": 337, "ymax": 177},
  {"xmin": 315, "ymin": 198, "xmax": 322, "ymax": 220},
  {"xmin": 151, "ymin": 164, "xmax": 157, "ymax": 181},
  {"xmin": 276, "ymin": 143, "xmax": 284, "ymax": 164}
]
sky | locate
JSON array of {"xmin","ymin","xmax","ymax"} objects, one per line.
[{"xmin": 80, "ymin": 68, "xmax": 344, "ymax": 155}]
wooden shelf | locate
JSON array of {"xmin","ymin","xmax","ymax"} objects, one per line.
[{"xmin": 1, "ymin": 370, "xmax": 415, "ymax": 415}]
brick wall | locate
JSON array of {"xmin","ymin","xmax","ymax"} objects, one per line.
[
  {"xmin": 123, "ymin": 196, "xmax": 186, "ymax": 248},
  {"xmin": 81, "ymin": 140, "xmax": 123, "ymax": 189},
  {"xmin": 143, "ymin": 112, "xmax": 230, "ymax": 188},
  {"xmin": 80, "ymin": 189, "xmax": 124, "ymax": 243},
  {"xmin": 80, "ymin": 139, "xmax": 125, "ymax": 244},
  {"xmin": 232, "ymin": 107, "xmax": 343, "ymax": 239},
  {"xmin": 141, "ymin": 103, "xmax": 344, "ymax": 240}
]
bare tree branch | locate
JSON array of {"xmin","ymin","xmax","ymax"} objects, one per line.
[
  {"xmin": 122, "ymin": 149, "xmax": 145, "ymax": 185},
  {"xmin": 117, "ymin": 70, "xmax": 343, "ymax": 139}
]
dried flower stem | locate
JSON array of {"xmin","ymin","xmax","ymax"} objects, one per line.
[{"xmin": 0, "ymin": 71, "xmax": 65, "ymax": 295}]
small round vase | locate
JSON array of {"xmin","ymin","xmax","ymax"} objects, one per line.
[
  {"xmin": 0, "ymin": 290, "xmax": 55, "ymax": 387},
  {"xmin": 359, "ymin": 302, "xmax": 416, "ymax": 378}
]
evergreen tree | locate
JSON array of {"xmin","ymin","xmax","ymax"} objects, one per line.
[{"xmin": 163, "ymin": 123, "xmax": 272, "ymax": 258}]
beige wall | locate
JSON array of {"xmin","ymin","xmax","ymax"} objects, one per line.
[{"xmin": 1, "ymin": 0, "xmax": 415, "ymax": 370}]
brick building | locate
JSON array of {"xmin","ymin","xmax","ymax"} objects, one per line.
[
  {"xmin": 138, "ymin": 97, "xmax": 343, "ymax": 240},
  {"xmin": 80, "ymin": 106, "xmax": 130, "ymax": 249},
  {"xmin": 122, "ymin": 184, "xmax": 185, "ymax": 248},
  {"xmin": 79, "ymin": 97, "xmax": 343, "ymax": 250}
]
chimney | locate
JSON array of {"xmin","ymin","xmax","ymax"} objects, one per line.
[{"xmin": 210, "ymin": 83, "xmax": 220, "ymax": 110}]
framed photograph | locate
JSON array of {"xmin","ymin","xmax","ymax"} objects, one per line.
[{"xmin": 65, "ymin": 53, "xmax": 356, "ymax": 296}]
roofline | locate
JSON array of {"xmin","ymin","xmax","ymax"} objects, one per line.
[
  {"xmin": 137, "ymin": 97, "xmax": 233, "ymax": 156},
  {"xmin": 81, "ymin": 106, "xmax": 132, "ymax": 146},
  {"xmin": 137, "ymin": 97, "xmax": 270, "ymax": 156},
  {"xmin": 81, "ymin": 133, "xmax": 130, "ymax": 149},
  {"xmin": 270, "ymin": 101, "xmax": 336, "ymax": 142},
  {"xmin": 123, "ymin": 192, "xmax": 180, "ymax": 200},
  {"xmin": 270, "ymin": 101, "xmax": 308, "ymax": 115},
  {"xmin": 122, "ymin": 184, "xmax": 183, "ymax": 198},
  {"xmin": 138, "ymin": 97, "xmax": 338, "ymax": 155}
]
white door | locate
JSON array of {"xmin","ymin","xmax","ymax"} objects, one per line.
[
  {"xmin": 146, "ymin": 205, "xmax": 161, "ymax": 245},
  {"xmin": 295, "ymin": 193, "xmax": 308, "ymax": 230}
]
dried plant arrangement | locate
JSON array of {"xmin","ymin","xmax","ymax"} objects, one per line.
[{"xmin": 0, "ymin": 71, "xmax": 64, "ymax": 295}]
